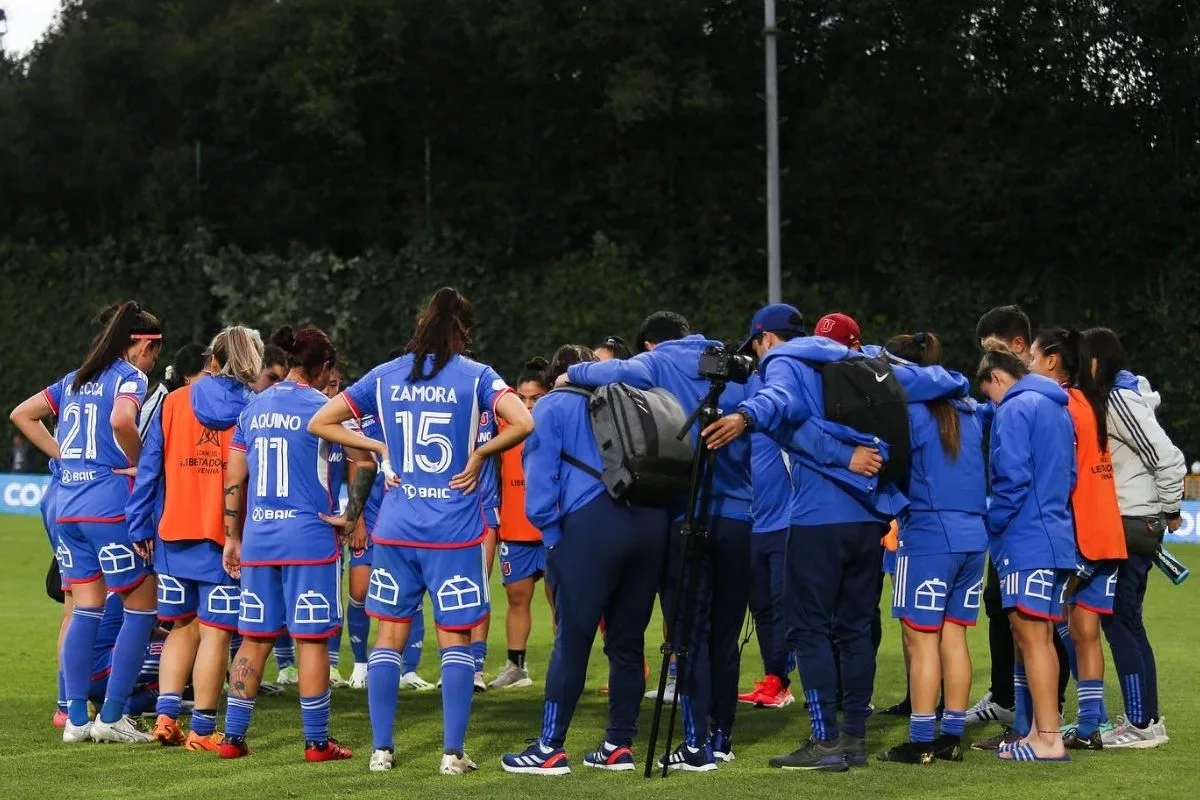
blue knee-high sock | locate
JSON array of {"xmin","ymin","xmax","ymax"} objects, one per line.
[
  {"xmin": 100, "ymin": 608, "xmax": 157, "ymax": 724},
  {"xmin": 275, "ymin": 635, "xmax": 295, "ymax": 669},
  {"xmin": 441, "ymin": 646, "xmax": 476, "ymax": 755},
  {"xmin": 1055, "ymin": 622, "xmax": 1078, "ymax": 682},
  {"xmin": 300, "ymin": 689, "xmax": 332, "ymax": 745},
  {"xmin": 191, "ymin": 709, "xmax": 217, "ymax": 736},
  {"xmin": 941, "ymin": 709, "xmax": 966, "ymax": 737},
  {"xmin": 63, "ymin": 606, "xmax": 104, "ymax": 725},
  {"xmin": 1077, "ymin": 679, "xmax": 1105, "ymax": 737},
  {"xmin": 328, "ymin": 629, "xmax": 342, "ymax": 667},
  {"xmin": 402, "ymin": 614, "xmax": 425, "ymax": 673},
  {"xmin": 909, "ymin": 712, "xmax": 937, "ymax": 744},
  {"xmin": 156, "ymin": 692, "xmax": 182, "ymax": 720},
  {"xmin": 470, "ymin": 640, "xmax": 486, "ymax": 673},
  {"xmin": 348, "ymin": 600, "xmax": 370, "ymax": 664},
  {"xmin": 1013, "ymin": 663, "xmax": 1032, "ymax": 737},
  {"xmin": 224, "ymin": 696, "xmax": 256, "ymax": 740},
  {"xmin": 367, "ymin": 648, "xmax": 402, "ymax": 750},
  {"xmin": 57, "ymin": 670, "xmax": 68, "ymax": 714}
]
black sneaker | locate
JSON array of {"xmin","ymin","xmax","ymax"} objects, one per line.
[
  {"xmin": 932, "ymin": 734, "xmax": 964, "ymax": 762},
  {"xmin": 880, "ymin": 700, "xmax": 912, "ymax": 716},
  {"xmin": 768, "ymin": 738, "xmax": 849, "ymax": 772},
  {"xmin": 877, "ymin": 740, "xmax": 936, "ymax": 765},
  {"xmin": 839, "ymin": 733, "xmax": 867, "ymax": 768},
  {"xmin": 1063, "ymin": 729, "xmax": 1103, "ymax": 751},
  {"xmin": 971, "ymin": 726, "xmax": 1021, "ymax": 751}
]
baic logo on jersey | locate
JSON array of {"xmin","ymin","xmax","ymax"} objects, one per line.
[
  {"xmin": 403, "ymin": 484, "xmax": 452, "ymax": 501},
  {"xmin": 251, "ymin": 506, "xmax": 298, "ymax": 522}
]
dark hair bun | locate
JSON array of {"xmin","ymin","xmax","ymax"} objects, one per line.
[
  {"xmin": 525, "ymin": 357, "xmax": 549, "ymax": 371},
  {"xmin": 270, "ymin": 325, "xmax": 296, "ymax": 354}
]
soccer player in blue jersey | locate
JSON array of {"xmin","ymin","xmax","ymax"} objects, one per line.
[
  {"xmin": 470, "ymin": 398, "xmax": 500, "ymax": 692},
  {"xmin": 11, "ymin": 300, "xmax": 163, "ymax": 744},
  {"xmin": 321, "ymin": 362, "xmax": 351, "ymax": 689},
  {"xmin": 308, "ymin": 287, "xmax": 534, "ymax": 776},
  {"xmin": 217, "ymin": 325, "xmax": 376, "ymax": 762}
]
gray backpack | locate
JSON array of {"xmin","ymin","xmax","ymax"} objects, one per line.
[{"xmin": 557, "ymin": 383, "xmax": 694, "ymax": 507}]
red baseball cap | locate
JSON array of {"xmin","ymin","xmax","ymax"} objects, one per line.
[{"xmin": 814, "ymin": 313, "xmax": 861, "ymax": 348}]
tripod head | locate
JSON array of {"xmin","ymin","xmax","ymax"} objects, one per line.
[{"xmin": 678, "ymin": 378, "xmax": 727, "ymax": 442}]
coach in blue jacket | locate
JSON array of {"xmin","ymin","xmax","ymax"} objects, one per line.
[
  {"xmin": 704, "ymin": 307, "xmax": 905, "ymax": 773},
  {"xmin": 563, "ymin": 311, "xmax": 753, "ymax": 771}
]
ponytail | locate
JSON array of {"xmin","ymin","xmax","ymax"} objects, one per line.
[
  {"xmin": 885, "ymin": 331, "xmax": 960, "ymax": 459},
  {"xmin": 977, "ymin": 341, "xmax": 1028, "ymax": 386},
  {"xmin": 270, "ymin": 324, "xmax": 336, "ymax": 384},
  {"xmin": 518, "ymin": 357, "xmax": 551, "ymax": 391},
  {"xmin": 405, "ymin": 287, "xmax": 475, "ymax": 382},
  {"xmin": 1037, "ymin": 327, "xmax": 1109, "ymax": 452},
  {"xmin": 74, "ymin": 301, "xmax": 162, "ymax": 390},
  {"xmin": 165, "ymin": 344, "xmax": 207, "ymax": 391},
  {"xmin": 210, "ymin": 326, "xmax": 265, "ymax": 387}
]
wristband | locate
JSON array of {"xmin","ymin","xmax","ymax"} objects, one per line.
[
  {"xmin": 737, "ymin": 409, "xmax": 755, "ymax": 433},
  {"xmin": 380, "ymin": 458, "xmax": 398, "ymax": 482}
]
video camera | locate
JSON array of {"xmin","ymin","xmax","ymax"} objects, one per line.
[{"xmin": 697, "ymin": 344, "xmax": 755, "ymax": 384}]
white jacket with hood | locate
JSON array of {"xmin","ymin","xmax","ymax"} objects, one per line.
[{"xmin": 1107, "ymin": 372, "xmax": 1185, "ymax": 518}]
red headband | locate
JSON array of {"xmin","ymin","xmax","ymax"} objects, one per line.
[{"xmin": 130, "ymin": 333, "xmax": 163, "ymax": 341}]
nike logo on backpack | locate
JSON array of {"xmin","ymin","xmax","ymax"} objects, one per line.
[{"xmin": 873, "ymin": 372, "xmax": 888, "ymax": 383}]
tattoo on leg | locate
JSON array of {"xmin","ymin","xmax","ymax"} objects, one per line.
[{"xmin": 229, "ymin": 655, "xmax": 260, "ymax": 698}]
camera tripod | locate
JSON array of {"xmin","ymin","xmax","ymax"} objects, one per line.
[{"xmin": 644, "ymin": 379, "xmax": 725, "ymax": 778}]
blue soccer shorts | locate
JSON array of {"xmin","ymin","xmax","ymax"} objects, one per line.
[
  {"xmin": 348, "ymin": 540, "xmax": 374, "ymax": 570},
  {"xmin": 156, "ymin": 573, "xmax": 241, "ymax": 630},
  {"xmin": 56, "ymin": 520, "xmax": 151, "ymax": 593},
  {"xmin": 1069, "ymin": 561, "xmax": 1119, "ymax": 615},
  {"xmin": 892, "ymin": 551, "xmax": 986, "ymax": 631},
  {"xmin": 367, "ymin": 542, "xmax": 490, "ymax": 631},
  {"xmin": 499, "ymin": 541, "xmax": 546, "ymax": 586},
  {"xmin": 238, "ymin": 562, "xmax": 342, "ymax": 639},
  {"xmin": 1000, "ymin": 567, "xmax": 1070, "ymax": 621}
]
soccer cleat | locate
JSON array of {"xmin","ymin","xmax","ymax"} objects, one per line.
[
  {"xmin": 501, "ymin": 740, "xmax": 572, "ymax": 776},
  {"xmin": 759, "ymin": 678, "xmax": 795, "ymax": 709},
  {"xmin": 402, "ymin": 671, "xmax": 436, "ymax": 691},
  {"xmin": 52, "ymin": 710, "xmax": 68, "ymax": 729},
  {"xmin": 1101, "ymin": 720, "xmax": 1160, "ymax": 749},
  {"xmin": 184, "ymin": 731, "xmax": 225, "ymax": 752},
  {"xmin": 880, "ymin": 699, "xmax": 913, "ymax": 716},
  {"xmin": 440, "ymin": 751, "xmax": 479, "ymax": 775},
  {"xmin": 932, "ymin": 734, "xmax": 964, "ymax": 762},
  {"xmin": 645, "ymin": 678, "xmax": 677, "ymax": 702},
  {"xmin": 258, "ymin": 681, "xmax": 284, "ymax": 697},
  {"xmin": 152, "ymin": 714, "xmax": 185, "ymax": 746},
  {"xmin": 768, "ymin": 738, "xmax": 849, "ymax": 772},
  {"xmin": 474, "ymin": 672, "xmax": 488, "ymax": 693},
  {"xmin": 965, "ymin": 691, "xmax": 1015, "ymax": 725},
  {"xmin": 329, "ymin": 666, "xmax": 349, "ymax": 689},
  {"xmin": 712, "ymin": 731, "xmax": 735, "ymax": 763},
  {"xmin": 1153, "ymin": 717, "xmax": 1170, "ymax": 744},
  {"xmin": 348, "ymin": 663, "xmax": 368, "ymax": 690},
  {"xmin": 91, "ymin": 715, "xmax": 154, "ymax": 744},
  {"xmin": 276, "ymin": 665, "xmax": 299, "ymax": 686},
  {"xmin": 971, "ymin": 727, "xmax": 1021, "ymax": 751},
  {"xmin": 839, "ymin": 733, "xmax": 868, "ymax": 768},
  {"xmin": 306, "ymin": 738, "xmax": 353, "ymax": 762},
  {"xmin": 63, "ymin": 720, "xmax": 93, "ymax": 744},
  {"xmin": 369, "ymin": 748, "xmax": 394, "ymax": 772},
  {"xmin": 658, "ymin": 742, "xmax": 718, "ymax": 772},
  {"xmin": 219, "ymin": 737, "xmax": 252, "ymax": 759},
  {"xmin": 490, "ymin": 661, "xmax": 534, "ymax": 689},
  {"xmin": 877, "ymin": 740, "xmax": 936, "ymax": 765},
  {"xmin": 738, "ymin": 678, "xmax": 768, "ymax": 705},
  {"xmin": 584, "ymin": 741, "xmax": 636, "ymax": 771},
  {"xmin": 1063, "ymin": 729, "xmax": 1103, "ymax": 750}
]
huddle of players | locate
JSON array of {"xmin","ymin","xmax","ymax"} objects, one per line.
[{"xmin": 13, "ymin": 291, "xmax": 1177, "ymax": 777}]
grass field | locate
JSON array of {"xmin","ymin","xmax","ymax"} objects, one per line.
[{"xmin": 1, "ymin": 516, "xmax": 1197, "ymax": 799}]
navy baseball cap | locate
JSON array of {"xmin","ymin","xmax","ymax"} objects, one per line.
[{"xmin": 738, "ymin": 304, "xmax": 806, "ymax": 353}]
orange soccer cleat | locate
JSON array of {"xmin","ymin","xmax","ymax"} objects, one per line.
[
  {"xmin": 153, "ymin": 714, "xmax": 186, "ymax": 746},
  {"xmin": 184, "ymin": 730, "xmax": 225, "ymax": 752}
]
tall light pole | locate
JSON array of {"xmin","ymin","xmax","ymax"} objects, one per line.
[
  {"xmin": 764, "ymin": 0, "xmax": 782, "ymax": 304},
  {"xmin": 0, "ymin": 9, "xmax": 8, "ymax": 51}
]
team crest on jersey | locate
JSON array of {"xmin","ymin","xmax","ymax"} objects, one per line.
[
  {"xmin": 480, "ymin": 412, "xmax": 490, "ymax": 427},
  {"xmin": 196, "ymin": 427, "xmax": 223, "ymax": 448}
]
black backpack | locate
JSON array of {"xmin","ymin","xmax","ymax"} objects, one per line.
[
  {"xmin": 810, "ymin": 353, "xmax": 911, "ymax": 483},
  {"xmin": 557, "ymin": 383, "xmax": 694, "ymax": 508}
]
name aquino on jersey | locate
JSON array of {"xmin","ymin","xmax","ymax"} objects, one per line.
[{"xmin": 248, "ymin": 412, "xmax": 303, "ymax": 431}]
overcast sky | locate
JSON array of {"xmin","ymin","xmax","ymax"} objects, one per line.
[{"xmin": 1, "ymin": 1, "xmax": 59, "ymax": 55}]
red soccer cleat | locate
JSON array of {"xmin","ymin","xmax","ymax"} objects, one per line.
[
  {"xmin": 218, "ymin": 738, "xmax": 252, "ymax": 759},
  {"xmin": 755, "ymin": 675, "xmax": 794, "ymax": 708},
  {"xmin": 305, "ymin": 738, "xmax": 353, "ymax": 762},
  {"xmin": 738, "ymin": 677, "xmax": 768, "ymax": 705},
  {"xmin": 53, "ymin": 710, "xmax": 68, "ymax": 729}
]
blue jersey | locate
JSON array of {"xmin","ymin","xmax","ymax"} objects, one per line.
[
  {"xmin": 45, "ymin": 362, "xmax": 148, "ymax": 522},
  {"xmin": 344, "ymin": 353, "xmax": 512, "ymax": 548},
  {"xmin": 231, "ymin": 381, "xmax": 338, "ymax": 566},
  {"xmin": 477, "ymin": 410, "xmax": 500, "ymax": 527}
]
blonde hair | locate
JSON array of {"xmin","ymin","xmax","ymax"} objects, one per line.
[{"xmin": 209, "ymin": 326, "xmax": 264, "ymax": 386}]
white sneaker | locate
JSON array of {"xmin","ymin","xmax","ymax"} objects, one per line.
[
  {"xmin": 90, "ymin": 715, "xmax": 154, "ymax": 744},
  {"xmin": 474, "ymin": 672, "xmax": 488, "ymax": 693},
  {"xmin": 440, "ymin": 751, "xmax": 479, "ymax": 775},
  {"xmin": 329, "ymin": 666, "xmax": 349, "ymax": 688},
  {"xmin": 401, "ymin": 671, "xmax": 436, "ymax": 691},
  {"xmin": 964, "ymin": 690, "xmax": 1014, "ymax": 725},
  {"xmin": 348, "ymin": 663, "xmax": 369, "ymax": 690},
  {"xmin": 645, "ymin": 678, "xmax": 677, "ymax": 702},
  {"xmin": 1153, "ymin": 716, "xmax": 1170, "ymax": 744},
  {"xmin": 369, "ymin": 748, "xmax": 395, "ymax": 772},
  {"xmin": 489, "ymin": 661, "xmax": 534, "ymax": 689},
  {"xmin": 276, "ymin": 665, "xmax": 299, "ymax": 686},
  {"xmin": 63, "ymin": 719, "xmax": 92, "ymax": 744},
  {"xmin": 1102, "ymin": 718, "xmax": 1160, "ymax": 749}
]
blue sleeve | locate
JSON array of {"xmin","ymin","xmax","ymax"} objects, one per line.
[
  {"xmin": 522, "ymin": 402, "xmax": 564, "ymax": 546},
  {"xmin": 126, "ymin": 410, "xmax": 164, "ymax": 543},
  {"xmin": 738, "ymin": 357, "xmax": 815, "ymax": 434},
  {"xmin": 231, "ymin": 417, "xmax": 247, "ymax": 452},
  {"xmin": 790, "ymin": 419, "xmax": 856, "ymax": 466},
  {"xmin": 478, "ymin": 365, "xmax": 514, "ymax": 413},
  {"xmin": 116, "ymin": 371, "xmax": 148, "ymax": 407},
  {"xmin": 43, "ymin": 377, "xmax": 64, "ymax": 416},
  {"xmin": 480, "ymin": 457, "xmax": 500, "ymax": 525},
  {"xmin": 986, "ymin": 404, "xmax": 1032, "ymax": 536},
  {"xmin": 567, "ymin": 353, "xmax": 655, "ymax": 390},
  {"xmin": 344, "ymin": 369, "xmax": 379, "ymax": 420}
]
